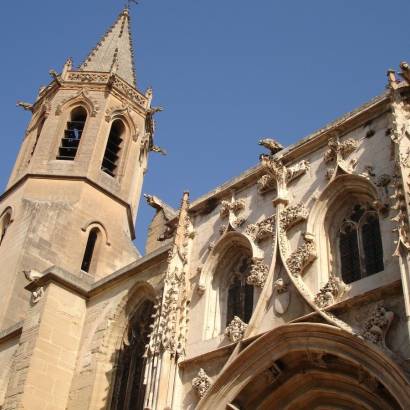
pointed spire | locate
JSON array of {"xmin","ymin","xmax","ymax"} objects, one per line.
[{"xmin": 80, "ymin": 8, "xmax": 137, "ymax": 87}]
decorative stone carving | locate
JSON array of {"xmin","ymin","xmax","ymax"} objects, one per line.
[
  {"xmin": 225, "ymin": 316, "xmax": 247, "ymax": 343},
  {"xmin": 246, "ymin": 258, "xmax": 269, "ymax": 288},
  {"xmin": 55, "ymin": 89, "xmax": 99, "ymax": 117},
  {"xmin": 219, "ymin": 197, "xmax": 247, "ymax": 228},
  {"xmin": 324, "ymin": 137, "xmax": 358, "ymax": 163},
  {"xmin": 219, "ymin": 224, "xmax": 227, "ymax": 235},
  {"xmin": 361, "ymin": 303, "xmax": 394, "ymax": 348},
  {"xmin": 67, "ymin": 71, "xmax": 110, "ymax": 83},
  {"xmin": 273, "ymin": 278, "xmax": 290, "ymax": 315},
  {"xmin": 31, "ymin": 287, "xmax": 44, "ymax": 305},
  {"xmin": 220, "ymin": 199, "xmax": 245, "ymax": 218},
  {"xmin": 245, "ymin": 215, "xmax": 275, "ymax": 242},
  {"xmin": 233, "ymin": 216, "xmax": 247, "ymax": 228},
  {"xmin": 112, "ymin": 76, "xmax": 147, "ymax": 106},
  {"xmin": 208, "ymin": 241, "xmax": 215, "ymax": 251},
  {"xmin": 145, "ymin": 193, "xmax": 192, "ymax": 359},
  {"xmin": 323, "ymin": 136, "xmax": 358, "ymax": 179},
  {"xmin": 273, "ymin": 278, "xmax": 288, "ymax": 294},
  {"xmin": 192, "ymin": 368, "xmax": 212, "ymax": 398},
  {"xmin": 314, "ymin": 275, "xmax": 349, "ymax": 309},
  {"xmin": 286, "ymin": 232, "xmax": 317, "ymax": 277},
  {"xmin": 280, "ymin": 203, "xmax": 309, "ymax": 231},
  {"xmin": 260, "ymin": 156, "xmax": 310, "ymax": 203},
  {"xmin": 261, "ymin": 363, "xmax": 282, "ymax": 385},
  {"xmin": 257, "ymin": 174, "xmax": 276, "ymax": 194}
]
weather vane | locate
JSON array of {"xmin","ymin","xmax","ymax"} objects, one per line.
[{"xmin": 126, "ymin": 0, "xmax": 139, "ymax": 9}]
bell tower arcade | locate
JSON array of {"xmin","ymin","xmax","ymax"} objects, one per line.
[{"xmin": 0, "ymin": 8, "xmax": 157, "ymax": 328}]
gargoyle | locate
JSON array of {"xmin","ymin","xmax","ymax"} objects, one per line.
[
  {"xmin": 49, "ymin": 69, "xmax": 61, "ymax": 84},
  {"xmin": 23, "ymin": 269, "xmax": 42, "ymax": 282},
  {"xmin": 16, "ymin": 101, "xmax": 33, "ymax": 111},
  {"xmin": 150, "ymin": 145, "xmax": 167, "ymax": 156},
  {"xmin": 259, "ymin": 138, "xmax": 284, "ymax": 155}
]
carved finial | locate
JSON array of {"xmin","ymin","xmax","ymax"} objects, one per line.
[
  {"xmin": 62, "ymin": 57, "xmax": 73, "ymax": 80},
  {"xmin": 16, "ymin": 101, "xmax": 33, "ymax": 112},
  {"xmin": 387, "ymin": 69, "xmax": 398, "ymax": 89},
  {"xmin": 145, "ymin": 86, "xmax": 153, "ymax": 108}
]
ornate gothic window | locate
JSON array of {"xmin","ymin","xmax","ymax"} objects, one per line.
[
  {"xmin": 57, "ymin": 106, "xmax": 87, "ymax": 160},
  {"xmin": 0, "ymin": 209, "xmax": 12, "ymax": 246},
  {"xmin": 81, "ymin": 227, "xmax": 101, "ymax": 273},
  {"xmin": 226, "ymin": 256, "xmax": 253, "ymax": 326},
  {"xmin": 102, "ymin": 120, "xmax": 124, "ymax": 177},
  {"xmin": 111, "ymin": 299, "xmax": 154, "ymax": 410},
  {"xmin": 339, "ymin": 204, "xmax": 384, "ymax": 284}
]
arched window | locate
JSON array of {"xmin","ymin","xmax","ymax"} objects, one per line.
[
  {"xmin": 0, "ymin": 210, "xmax": 12, "ymax": 246},
  {"xmin": 102, "ymin": 120, "xmax": 125, "ymax": 177},
  {"xmin": 57, "ymin": 106, "xmax": 87, "ymax": 160},
  {"xmin": 339, "ymin": 204, "xmax": 384, "ymax": 284},
  {"xmin": 226, "ymin": 256, "xmax": 253, "ymax": 326},
  {"xmin": 111, "ymin": 299, "xmax": 154, "ymax": 410},
  {"xmin": 81, "ymin": 228, "xmax": 101, "ymax": 273}
]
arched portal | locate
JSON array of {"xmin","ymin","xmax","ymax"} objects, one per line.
[{"xmin": 197, "ymin": 323, "xmax": 410, "ymax": 410}]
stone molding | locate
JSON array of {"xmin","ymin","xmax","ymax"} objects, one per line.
[
  {"xmin": 361, "ymin": 303, "xmax": 394, "ymax": 348},
  {"xmin": 314, "ymin": 275, "xmax": 349, "ymax": 309},
  {"xmin": 246, "ymin": 258, "xmax": 269, "ymax": 288}
]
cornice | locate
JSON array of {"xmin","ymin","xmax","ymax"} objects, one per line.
[
  {"xmin": 0, "ymin": 174, "xmax": 136, "ymax": 240},
  {"xmin": 188, "ymin": 91, "xmax": 392, "ymax": 215}
]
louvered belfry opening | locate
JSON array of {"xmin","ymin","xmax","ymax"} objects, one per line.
[
  {"xmin": 102, "ymin": 120, "xmax": 124, "ymax": 177},
  {"xmin": 57, "ymin": 107, "xmax": 87, "ymax": 160}
]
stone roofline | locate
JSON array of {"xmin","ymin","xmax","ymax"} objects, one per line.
[{"xmin": 187, "ymin": 88, "xmax": 396, "ymax": 215}]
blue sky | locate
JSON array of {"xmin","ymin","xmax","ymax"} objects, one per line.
[{"xmin": 1, "ymin": 0, "xmax": 410, "ymax": 253}]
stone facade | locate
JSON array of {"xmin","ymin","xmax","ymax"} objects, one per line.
[{"xmin": 1, "ymin": 7, "xmax": 410, "ymax": 410}]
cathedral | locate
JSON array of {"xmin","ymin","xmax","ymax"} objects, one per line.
[{"xmin": 1, "ymin": 6, "xmax": 410, "ymax": 410}]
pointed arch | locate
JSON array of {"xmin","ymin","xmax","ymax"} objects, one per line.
[
  {"xmin": 101, "ymin": 119, "xmax": 126, "ymax": 177},
  {"xmin": 55, "ymin": 89, "xmax": 99, "ymax": 117},
  {"xmin": 104, "ymin": 105, "xmax": 140, "ymax": 142},
  {"xmin": 81, "ymin": 221, "xmax": 111, "ymax": 246},
  {"xmin": 197, "ymin": 323, "xmax": 410, "ymax": 410},
  {"xmin": 307, "ymin": 174, "xmax": 385, "ymax": 290},
  {"xmin": 56, "ymin": 106, "xmax": 88, "ymax": 160},
  {"xmin": 200, "ymin": 232, "xmax": 261, "ymax": 340}
]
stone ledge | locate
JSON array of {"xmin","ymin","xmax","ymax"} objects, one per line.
[
  {"xmin": 90, "ymin": 243, "xmax": 171, "ymax": 296},
  {"xmin": 0, "ymin": 321, "xmax": 23, "ymax": 343},
  {"xmin": 23, "ymin": 244, "xmax": 171, "ymax": 299},
  {"xmin": 25, "ymin": 266, "xmax": 91, "ymax": 297}
]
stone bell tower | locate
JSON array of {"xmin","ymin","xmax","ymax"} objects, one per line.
[{"xmin": 0, "ymin": 8, "xmax": 157, "ymax": 328}]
